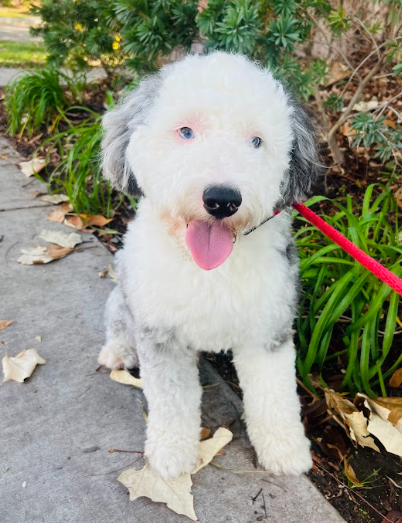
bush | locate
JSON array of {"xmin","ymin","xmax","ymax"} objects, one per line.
[
  {"xmin": 5, "ymin": 69, "xmax": 68, "ymax": 136},
  {"xmin": 296, "ymin": 186, "xmax": 402, "ymax": 397},
  {"xmin": 30, "ymin": 0, "xmax": 123, "ymax": 78}
]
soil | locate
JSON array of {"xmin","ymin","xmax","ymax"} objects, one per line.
[{"xmin": 1, "ymin": 61, "xmax": 402, "ymax": 523}]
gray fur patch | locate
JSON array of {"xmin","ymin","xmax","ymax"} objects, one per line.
[
  {"xmin": 279, "ymin": 99, "xmax": 322, "ymax": 207},
  {"xmin": 101, "ymin": 74, "xmax": 163, "ymax": 196}
]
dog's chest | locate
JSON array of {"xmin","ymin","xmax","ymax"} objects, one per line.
[{"xmin": 123, "ymin": 221, "xmax": 296, "ymax": 352}]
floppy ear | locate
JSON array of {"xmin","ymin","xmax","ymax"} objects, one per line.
[
  {"xmin": 279, "ymin": 100, "xmax": 321, "ymax": 207},
  {"xmin": 101, "ymin": 75, "xmax": 162, "ymax": 197}
]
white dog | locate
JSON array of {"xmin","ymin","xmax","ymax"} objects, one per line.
[{"xmin": 98, "ymin": 52, "xmax": 319, "ymax": 479}]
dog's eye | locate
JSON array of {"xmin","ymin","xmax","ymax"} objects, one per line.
[
  {"xmin": 178, "ymin": 127, "xmax": 194, "ymax": 140},
  {"xmin": 250, "ymin": 136, "xmax": 262, "ymax": 149}
]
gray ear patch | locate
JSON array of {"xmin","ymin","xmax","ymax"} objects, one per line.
[
  {"xmin": 101, "ymin": 74, "xmax": 162, "ymax": 197},
  {"xmin": 280, "ymin": 100, "xmax": 322, "ymax": 207}
]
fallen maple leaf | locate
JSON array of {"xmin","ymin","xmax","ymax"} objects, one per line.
[
  {"xmin": 39, "ymin": 229, "xmax": 82, "ymax": 249},
  {"xmin": 0, "ymin": 320, "xmax": 13, "ymax": 331},
  {"xmin": 118, "ymin": 465, "xmax": 197, "ymax": 521},
  {"xmin": 18, "ymin": 245, "xmax": 73, "ymax": 265},
  {"xmin": 2, "ymin": 348, "xmax": 46, "ymax": 382},
  {"xmin": 18, "ymin": 158, "xmax": 47, "ymax": 177},
  {"xmin": 110, "ymin": 369, "xmax": 143, "ymax": 388},
  {"xmin": 39, "ymin": 194, "xmax": 69, "ymax": 204},
  {"xmin": 47, "ymin": 202, "xmax": 73, "ymax": 223},
  {"xmin": 118, "ymin": 427, "xmax": 233, "ymax": 521}
]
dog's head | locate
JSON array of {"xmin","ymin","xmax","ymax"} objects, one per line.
[{"xmin": 102, "ymin": 52, "xmax": 320, "ymax": 270}]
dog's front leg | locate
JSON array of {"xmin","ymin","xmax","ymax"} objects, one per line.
[
  {"xmin": 233, "ymin": 338, "xmax": 312, "ymax": 476},
  {"xmin": 137, "ymin": 335, "xmax": 201, "ymax": 479}
]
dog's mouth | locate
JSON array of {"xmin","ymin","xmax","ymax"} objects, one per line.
[{"xmin": 185, "ymin": 220, "xmax": 233, "ymax": 271}]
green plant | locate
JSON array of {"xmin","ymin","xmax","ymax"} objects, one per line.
[
  {"xmin": 30, "ymin": 0, "xmax": 122, "ymax": 78},
  {"xmin": 295, "ymin": 186, "xmax": 402, "ymax": 397},
  {"xmin": 5, "ymin": 69, "xmax": 68, "ymax": 136},
  {"xmin": 39, "ymin": 107, "xmax": 112, "ymax": 216},
  {"xmin": 113, "ymin": 0, "xmax": 198, "ymax": 71}
]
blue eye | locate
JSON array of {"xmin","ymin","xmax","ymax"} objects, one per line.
[
  {"xmin": 251, "ymin": 136, "xmax": 262, "ymax": 148},
  {"xmin": 178, "ymin": 127, "xmax": 194, "ymax": 140}
]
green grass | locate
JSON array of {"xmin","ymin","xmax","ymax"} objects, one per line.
[
  {"xmin": 0, "ymin": 7, "xmax": 30, "ymax": 18},
  {"xmin": 0, "ymin": 41, "xmax": 47, "ymax": 68},
  {"xmin": 296, "ymin": 186, "xmax": 402, "ymax": 398}
]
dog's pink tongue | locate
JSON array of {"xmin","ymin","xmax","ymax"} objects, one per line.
[{"xmin": 185, "ymin": 220, "xmax": 233, "ymax": 270}]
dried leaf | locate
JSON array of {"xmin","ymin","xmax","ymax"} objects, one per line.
[
  {"xmin": 343, "ymin": 458, "xmax": 363, "ymax": 487},
  {"xmin": 39, "ymin": 194, "xmax": 69, "ymax": 204},
  {"xmin": 118, "ymin": 466, "xmax": 197, "ymax": 521},
  {"xmin": 2, "ymin": 348, "xmax": 46, "ymax": 382},
  {"xmin": 353, "ymin": 100, "xmax": 379, "ymax": 112},
  {"xmin": 98, "ymin": 265, "xmax": 118, "ymax": 283},
  {"xmin": 110, "ymin": 369, "xmax": 143, "ymax": 388},
  {"xmin": 324, "ymin": 62, "xmax": 350, "ymax": 86},
  {"xmin": 381, "ymin": 510, "xmax": 402, "ymax": 523},
  {"xmin": 18, "ymin": 245, "xmax": 73, "ymax": 265},
  {"xmin": 64, "ymin": 215, "xmax": 85, "ymax": 230},
  {"xmin": 389, "ymin": 368, "xmax": 402, "ymax": 388},
  {"xmin": 200, "ymin": 427, "xmax": 211, "ymax": 440},
  {"xmin": 80, "ymin": 214, "xmax": 113, "ymax": 227},
  {"xmin": 107, "ymin": 264, "xmax": 118, "ymax": 284},
  {"xmin": 0, "ymin": 320, "xmax": 13, "ymax": 331},
  {"xmin": 193, "ymin": 427, "xmax": 233, "ymax": 473},
  {"xmin": 35, "ymin": 336, "xmax": 42, "ymax": 343},
  {"xmin": 39, "ymin": 229, "xmax": 82, "ymax": 249},
  {"xmin": 118, "ymin": 427, "xmax": 233, "ymax": 520},
  {"xmin": 18, "ymin": 158, "xmax": 47, "ymax": 177},
  {"xmin": 325, "ymin": 390, "xmax": 380, "ymax": 452},
  {"xmin": 47, "ymin": 202, "xmax": 73, "ymax": 223},
  {"xmin": 356, "ymin": 395, "xmax": 402, "ymax": 457}
]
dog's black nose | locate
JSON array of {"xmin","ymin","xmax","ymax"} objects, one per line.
[{"xmin": 203, "ymin": 186, "xmax": 242, "ymax": 219}]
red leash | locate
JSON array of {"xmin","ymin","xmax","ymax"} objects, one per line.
[{"xmin": 292, "ymin": 203, "xmax": 402, "ymax": 297}]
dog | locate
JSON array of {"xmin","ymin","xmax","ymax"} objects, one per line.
[{"xmin": 98, "ymin": 52, "xmax": 320, "ymax": 479}]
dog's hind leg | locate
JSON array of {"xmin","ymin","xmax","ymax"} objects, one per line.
[
  {"xmin": 233, "ymin": 337, "xmax": 312, "ymax": 476},
  {"xmin": 98, "ymin": 286, "xmax": 138, "ymax": 370}
]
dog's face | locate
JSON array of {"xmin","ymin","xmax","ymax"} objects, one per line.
[{"xmin": 102, "ymin": 52, "xmax": 319, "ymax": 270}]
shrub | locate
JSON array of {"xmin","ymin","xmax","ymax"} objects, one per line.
[
  {"xmin": 30, "ymin": 0, "xmax": 123, "ymax": 78},
  {"xmin": 296, "ymin": 186, "xmax": 402, "ymax": 397},
  {"xmin": 5, "ymin": 69, "xmax": 68, "ymax": 136}
]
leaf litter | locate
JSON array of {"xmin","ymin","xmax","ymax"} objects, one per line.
[
  {"xmin": 325, "ymin": 389, "xmax": 402, "ymax": 458},
  {"xmin": 2, "ymin": 348, "xmax": 46, "ymax": 382},
  {"xmin": 18, "ymin": 245, "xmax": 73, "ymax": 265},
  {"xmin": 39, "ymin": 194, "xmax": 69, "ymax": 204}
]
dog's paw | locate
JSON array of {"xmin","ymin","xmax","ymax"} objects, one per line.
[
  {"xmin": 255, "ymin": 433, "xmax": 312, "ymax": 476},
  {"xmin": 98, "ymin": 342, "xmax": 138, "ymax": 370},
  {"xmin": 145, "ymin": 436, "xmax": 198, "ymax": 479}
]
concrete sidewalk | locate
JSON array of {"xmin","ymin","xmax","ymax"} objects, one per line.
[{"xmin": 0, "ymin": 137, "xmax": 345, "ymax": 523}]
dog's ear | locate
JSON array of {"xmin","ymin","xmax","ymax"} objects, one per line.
[
  {"xmin": 101, "ymin": 75, "xmax": 162, "ymax": 197},
  {"xmin": 279, "ymin": 100, "xmax": 321, "ymax": 207}
]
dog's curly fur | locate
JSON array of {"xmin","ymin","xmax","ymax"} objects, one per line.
[{"xmin": 98, "ymin": 52, "xmax": 320, "ymax": 479}]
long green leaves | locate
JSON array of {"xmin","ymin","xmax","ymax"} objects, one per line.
[{"xmin": 296, "ymin": 185, "xmax": 402, "ymax": 397}]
